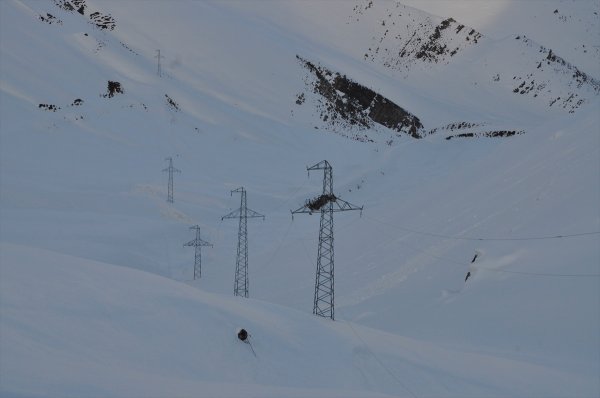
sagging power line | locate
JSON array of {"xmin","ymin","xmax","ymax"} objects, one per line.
[{"xmin": 365, "ymin": 215, "xmax": 600, "ymax": 242}]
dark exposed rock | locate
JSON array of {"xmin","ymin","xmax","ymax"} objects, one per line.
[
  {"xmin": 428, "ymin": 121, "xmax": 483, "ymax": 135},
  {"xmin": 38, "ymin": 103, "xmax": 60, "ymax": 112},
  {"xmin": 445, "ymin": 130, "xmax": 525, "ymax": 140},
  {"xmin": 71, "ymin": 98, "xmax": 84, "ymax": 106},
  {"xmin": 297, "ymin": 55, "xmax": 423, "ymax": 138},
  {"xmin": 76, "ymin": 5, "xmax": 85, "ymax": 15},
  {"xmin": 53, "ymin": 0, "xmax": 116, "ymax": 30},
  {"xmin": 53, "ymin": 0, "xmax": 75, "ymax": 12},
  {"xmin": 356, "ymin": 3, "xmax": 483, "ymax": 70},
  {"xmin": 89, "ymin": 11, "xmax": 116, "ymax": 30},
  {"xmin": 485, "ymin": 130, "xmax": 520, "ymax": 138},
  {"xmin": 415, "ymin": 17, "xmax": 456, "ymax": 60},
  {"xmin": 38, "ymin": 13, "xmax": 62, "ymax": 25},
  {"xmin": 165, "ymin": 94, "xmax": 179, "ymax": 111},
  {"xmin": 53, "ymin": 0, "xmax": 86, "ymax": 16},
  {"xmin": 104, "ymin": 81, "xmax": 123, "ymax": 98},
  {"xmin": 509, "ymin": 38, "xmax": 599, "ymax": 113},
  {"xmin": 446, "ymin": 132, "xmax": 474, "ymax": 139}
]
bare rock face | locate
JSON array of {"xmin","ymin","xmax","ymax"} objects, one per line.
[
  {"xmin": 413, "ymin": 18, "xmax": 481, "ymax": 62},
  {"xmin": 105, "ymin": 81, "xmax": 124, "ymax": 98},
  {"xmin": 89, "ymin": 11, "xmax": 116, "ymax": 31},
  {"xmin": 297, "ymin": 56, "xmax": 424, "ymax": 139},
  {"xmin": 38, "ymin": 13, "xmax": 63, "ymax": 25},
  {"xmin": 39, "ymin": 103, "xmax": 61, "ymax": 112},
  {"xmin": 353, "ymin": 2, "xmax": 483, "ymax": 72},
  {"xmin": 352, "ymin": 2, "xmax": 598, "ymax": 115},
  {"xmin": 506, "ymin": 36, "xmax": 600, "ymax": 114},
  {"xmin": 53, "ymin": 0, "xmax": 116, "ymax": 30}
]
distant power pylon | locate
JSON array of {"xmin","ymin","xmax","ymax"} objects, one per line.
[
  {"xmin": 162, "ymin": 157, "xmax": 181, "ymax": 204},
  {"xmin": 292, "ymin": 160, "xmax": 363, "ymax": 320},
  {"xmin": 222, "ymin": 187, "xmax": 265, "ymax": 298},
  {"xmin": 184, "ymin": 225, "xmax": 213, "ymax": 280},
  {"xmin": 155, "ymin": 49, "xmax": 164, "ymax": 77}
]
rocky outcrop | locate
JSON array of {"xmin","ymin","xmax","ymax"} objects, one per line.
[
  {"xmin": 352, "ymin": 2, "xmax": 482, "ymax": 72},
  {"xmin": 53, "ymin": 0, "xmax": 116, "ymax": 30},
  {"xmin": 351, "ymin": 1, "xmax": 598, "ymax": 114},
  {"xmin": 104, "ymin": 81, "xmax": 123, "ymax": 98},
  {"xmin": 165, "ymin": 94, "xmax": 179, "ymax": 111},
  {"xmin": 445, "ymin": 130, "xmax": 525, "ymax": 140},
  {"xmin": 297, "ymin": 56, "xmax": 424, "ymax": 139},
  {"xmin": 504, "ymin": 36, "xmax": 600, "ymax": 113}
]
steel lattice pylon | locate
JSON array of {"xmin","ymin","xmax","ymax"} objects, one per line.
[
  {"xmin": 292, "ymin": 160, "xmax": 362, "ymax": 320},
  {"xmin": 184, "ymin": 225, "xmax": 213, "ymax": 280},
  {"xmin": 222, "ymin": 187, "xmax": 264, "ymax": 298},
  {"xmin": 162, "ymin": 157, "xmax": 181, "ymax": 203}
]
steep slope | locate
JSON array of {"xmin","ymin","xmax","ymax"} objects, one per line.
[
  {"xmin": 401, "ymin": 0, "xmax": 600, "ymax": 77},
  {"xmin": 1, "ymin": 0, "xmax": 599, "ymax": 396},
  {"xmin": 346, "ymin": 1, "xmax": 599, "ymax": 115}
]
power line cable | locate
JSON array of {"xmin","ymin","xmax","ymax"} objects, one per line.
[
  {"xmin": 261, "ymin": 218, "xmax": 294, "ymax": 268},
  {"xmin": 272, "ymin": 180, "xmax": 309, "ymax": 212},
  {"xmin": 393, "ymin": 237, "xmax": 600, "ymax": 278},
  {"xmin": 296, "ymin": 210, "xmax": 598, "ymax": 278},
  {"xmin": 475, "ymin": 268, "xmax": 600, "ymax": 278},
  {"xmin": 336, "ymin": 222, "xmax": 599, "ymax": 279},
  {"xmin": 364, "ymin": 215, "xmax": 600, "ymax": 242}
]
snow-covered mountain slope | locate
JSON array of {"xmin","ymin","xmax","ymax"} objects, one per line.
[
  {"xmin": 401, "ymin": 0, "xmax": 600, "ymax": 77},
  {"xmin": 1, "ymin": 0, "xmax": 599, "ymax": 396},
  {"xmin": 309, "ymin": 1, "xmax": 599, "ymax": 116},
  {"xmin": 1, "ymin": 243, "xmax": 593, "ymax": 397}
]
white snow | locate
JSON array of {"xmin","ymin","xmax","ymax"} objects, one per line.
[
  {"xmin": 1, "ymin": 0, "xmax": 599, "ymax": 396},
  {"xmin": 1, "ymin": 243, "xmax": 594, "ymax": 397}
]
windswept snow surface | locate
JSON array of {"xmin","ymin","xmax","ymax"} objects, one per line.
[
  {"xmin": 0, "ymin": 243, "xmax": 594, "ymax": 398},
  {"xmin": 1, "ymin": 0, "xmax": 599, "ymax": 397}
]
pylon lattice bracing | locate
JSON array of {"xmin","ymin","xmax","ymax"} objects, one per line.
[
  {"xmin": 222, "ymin": 187, "xmax": 265, "ymax": 298},
  {"xmin": 162, "ymin": 157, "xmax": 180, "ymax": 204},
  {"xmin": 184, "ymin": 225, "xmax": 212, "ymax": 280},
  {"xmin": 292, "ymin": 160, "xmax": 363, "ymax": 320}
]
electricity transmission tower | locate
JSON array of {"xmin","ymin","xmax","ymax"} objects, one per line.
[
  {"xmin": 155, "ymin": 49, "xmax": 164, "ymax": 77},
  {"xmin": 292, "ymin": 160, "xmax": 362, "ymax": 320},
  {"xmin": 162, "ymin": 157, "xmax": 180, "ymax": 204},
  {"xmin": 222, "ymin": 187, "xmax": 265, "ymax": 298},
  {"xmin": 184, "ymin": 225, "xmax": 213, "ymax": 280}
]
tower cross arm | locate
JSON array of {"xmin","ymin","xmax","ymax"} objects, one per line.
[
  {"xmin": 291, "ymin": 203, "xmax": 312, "ymax": 215},
  {"xmin": 307, "ymin": 160, "xmax": 331, "ymax": 172},
  {"xmin": 184, "ymin": 238, "xmax": 213, "ymax": 247},
  {"xmin": 246, "ymin": 208, "xmax": 265, "ymax": 220},
  {"xmin": 162, "ymin": 166, "xmax": 181, "ymax": 173},
  {"xmin": 331, "ymin": 197, "xmax": 363, "ymax": 214},
  {"xmin": 291, "ymin": 196, "xmax": 363, "ymax": 216},
  {"xmin": 222, "ymin": 207, "xmax": 264, "ymax": 220},
  {"xmin": 221, "ymin": 208, "xmax": 241, "ymax": 220}
]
